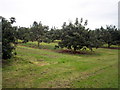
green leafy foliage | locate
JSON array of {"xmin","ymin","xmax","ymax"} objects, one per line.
[
  {"xmin": 3, "ymin": 16, "xmax": 119, "ymax": 55},
  {"xmin": 30, "ymin": 21, "xmax": 49, "ymax": 47},
  {"xmin": 2, "ymin": 17, "xmax": 17, "ymax": 59},
  {"xmin": 45, "ymin": 27, "xmax": 62, "ymax": 42},
  {"xmin": 58, "ymin": 18, "xmax": 102, "ymax": 51},
  {"xmin": 17, "ymin": 27, "xmax": 30, "ymax": 43},
  {"xmin": 95, "ymin": 25, "xmax": 120, "ymax": 47}
]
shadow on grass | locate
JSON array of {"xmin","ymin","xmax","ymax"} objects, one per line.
[
  {"xmin": 18, "ymin": 42, "xmax": 102, "ymax": 56},
  {"xmin": 2, "ymin": 56, "xmax": 27, "ymax": 68},
  {"xmin": 56, "ymin": 49, "xmax": 95, "ymax": 55}
]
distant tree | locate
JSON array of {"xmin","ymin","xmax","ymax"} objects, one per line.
[
  {"xmin": 10, "ymin": 17, "xmax": 16, "ymax": 24},
  {"xmin": 2, "ymin": 17, "xmax": 17, "ymax": 59},
  {"xmin": 58, "ymin": 18, "xmax": 96, "ymax": 51},
  {"xmin": 98, "ymin": 25, "xmax": 119, "ymax": 47},
  {"xmin": 45, "ymin": 27, "xmax": 62, "ymax": 42},
  {"xmin": 17, "ymin": 27, "xmax": 30, "ymax": 43},
  {"xmin": 85, "ymin": 30, "xmax": 104, "ymax": 51},
  {"xmin": 92, "ymin": 29, "xmax": 104, "ymax": 48},
  {"xmin": 31, "ymin": 21, "xmax": 49, "ymax": 47},
  {"xmin": 106, "ymin": 25, "xmax": 120, "ymax": 47}
]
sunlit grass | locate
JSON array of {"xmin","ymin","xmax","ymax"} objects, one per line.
[
  {"xmin": 2, "ymin": 42, "xmax": 118, "ymax": 88},
  {"xmin": 103, "ymin": 44, "xmax": 120, "ymax": 47},
  {"xmin": 19, "ymin": 41, "xmax": 58, "ymax": 50}
]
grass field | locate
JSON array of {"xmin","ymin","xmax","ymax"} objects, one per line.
[{"xmin": 2, "ymin": 42, "xmax": 119, "ymax": 88}]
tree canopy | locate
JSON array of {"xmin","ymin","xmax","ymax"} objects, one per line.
[
  {"xmin": 2, "ymin": 16, "xmax": 120, "ymax": 60},
  {"xmin": 2, "ymin": 17, "xmax": 17, "ymax": 59}
]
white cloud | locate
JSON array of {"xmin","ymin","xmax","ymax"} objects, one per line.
[{"xmin": 0, "ymin": 0, "xmax": 119, "ymax": 29}]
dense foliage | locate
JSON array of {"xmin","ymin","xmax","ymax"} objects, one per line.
[
  {"xmin": 17, "ymin": 27, "xmax": 30, "ymax": 43},
  {"xmin": 2, "ymin": 17, "xmax": 17, "ymax": 59},
  {"xmin": 30, "ymin": 21, "xmax": 49, "ymax": 47},
  {"xmin": 94, "ymin": 25, "xmax": 120, "ymax": 48},
  {"xmin": 15, "ymin": 18, "xmax": 119, "ymax": 51},
  {"xmin": 2, "ymin": 16, "xmax": 120, "ymax": 59},
  {"xmin": 58, "ymin": 18, "xmax": 103, "ymax": 51}
]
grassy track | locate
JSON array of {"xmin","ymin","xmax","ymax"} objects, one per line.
[{"xmin": 2, "ymin": 42, "xmax": 118, "ymax": 88}]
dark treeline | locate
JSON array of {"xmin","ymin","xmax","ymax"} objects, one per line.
[{"xmin": 1, "ymin": 16, "xmax": 120, "ymax": 59}]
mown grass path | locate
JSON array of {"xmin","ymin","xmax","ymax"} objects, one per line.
[{"xmin": 2, "ymin": 43, "xmax": 118, "ymax": 88}]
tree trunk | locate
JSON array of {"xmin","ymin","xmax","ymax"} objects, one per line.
[
  {"xmin": 73, "ymin": 47, "xmax": 77, "ymax": 52},
  {"xmin": 108, "ymin": 43, "xmax": 111, "ymax": 48},
  {"xmin": 89, "ymin": 47, "xmax": 93, "ymax": 52},
  {"xmin": 38, "ymin": 41, "xmax": 40, "ymax": 47}
]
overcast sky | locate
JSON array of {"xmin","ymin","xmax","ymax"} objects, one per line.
[{"xmin": 0, "ymin": 0, "xmax": 119, "ymax": 29}]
